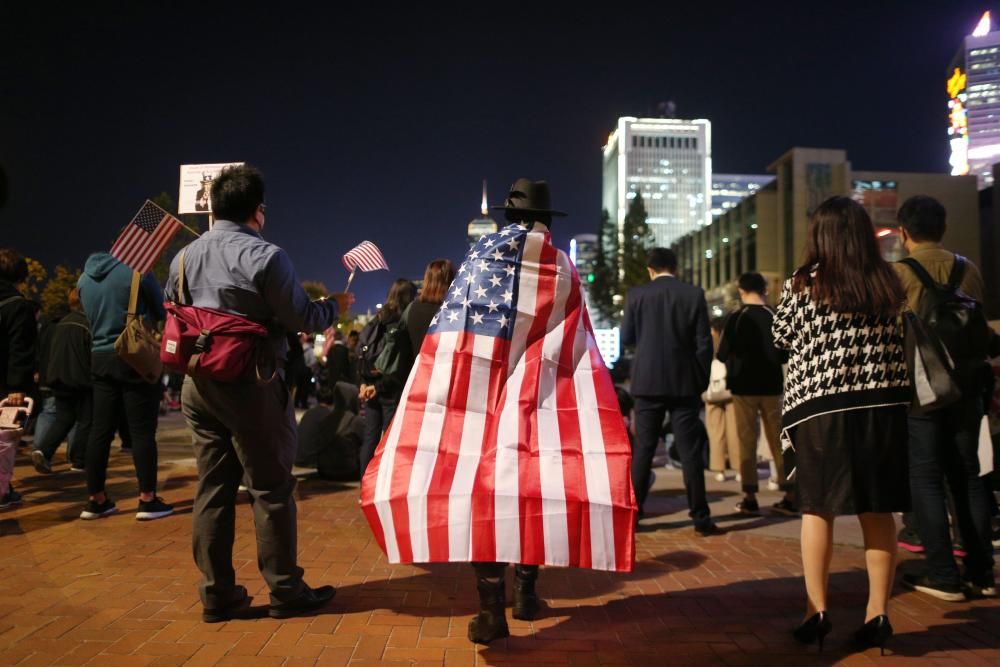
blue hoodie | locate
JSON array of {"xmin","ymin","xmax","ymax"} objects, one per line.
[{"xmin": 77, "ymin": 253, "xmax": 165, "ymax": 354}]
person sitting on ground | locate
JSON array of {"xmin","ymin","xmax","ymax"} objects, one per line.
[{"xmin": 295, "ymin": 381, "xmax": 364, "ymax": 480}]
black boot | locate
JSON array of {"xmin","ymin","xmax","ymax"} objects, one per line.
[
  {"xmin": 468, "ymin": 572, "xmax": 509, "ymax": 644},
  {"xmin": 511, "ymin": 565, "xmax": 540, "ymax": 620}
]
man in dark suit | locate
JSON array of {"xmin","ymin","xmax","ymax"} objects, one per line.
[{"xmin": 622, "ymin": 247, "xmax": 719, "ymax": 535}]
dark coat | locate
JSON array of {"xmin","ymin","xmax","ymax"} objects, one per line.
[
  {"xmin": 44, "ymin": 310, "xmax": 92, "ymax": 392},
  {"xmin": 0, "ymin": 280, "xmax": 37, "ymax": 395},
  {"xmin": 621, "ymin": 275, "xmax": 712, "ymax": 398}
]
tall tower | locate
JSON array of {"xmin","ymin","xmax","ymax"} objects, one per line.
[
  {"xmin": 467, "ymin": 180, "xmax": 497, "ymax": 248},
  {"xmin": 602, "ymin": 117, "xmax": 712, "ymax": 250},
  {"xmin": 949, "ymin": 10, "xmax": 1000, "ymax": 187}
]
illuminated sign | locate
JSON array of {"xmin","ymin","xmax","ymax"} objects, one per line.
[
  {"xmin": 947, "ymin": 67, "xmax": 967, "ymax": 98},
  {"xmin": 948, "ymin": 66, "xmax": 970, "ymax": 176}
]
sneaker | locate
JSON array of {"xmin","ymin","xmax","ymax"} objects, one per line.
[
  {"xmin": 136, "ymin": 497, "xmax": 173, "ymax": 521},
  {"xmin": 80, "ymin": 498, "xmax": 117, "ymax": 520},
  {"xmin": 0, "ymin": 488, "xmax": 23, "ymax": 509},
  {"xmin": 901, "ymin": 574, "xmax": 965, "ymax": 602},
  {"xmin": 268, "ymin": 584, "xmax": 336, "ymax": 619},
  {"xmin": 694, "ymin": 522, "xmax": 724, "ymax": 537},
  {"xmin": 962, "ymin": 578, "xmax": 998, "ymax": 599},
  {"xmin": 734, "ymin": 498, "xmax": 760, "ymax": 515},
  {"xmin": 952, "ymin": 543, "xmax": 967, "ymax": 559},
  {"xmin": 31, "ymin": 450, "xmax": 52, "ymax": 474},
  {"xmin": 69, "ymin": 466, "xmax": 85, "ymax": 472},
  {"xmin": 770, "ymin": 498, "xmax": 799, "ymax": 516},
  {"xmin": 897, "ymin": 527, "xmax": 924, "ymax": 554}
]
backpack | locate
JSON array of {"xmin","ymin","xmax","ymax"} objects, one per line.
[
  {"xmin": 900, "ymin": 256, "xmax": 991, "ymax": 383},
  {"xmin": 357, "ymin": 317, "xmax": 388, "ymax": 380}
]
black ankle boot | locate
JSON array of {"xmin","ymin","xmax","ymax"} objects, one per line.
[
  {"xmin": 512, "ymin": 565, "xmax": 540, "ymax": 621},
  {"xmin": 468, "ymin": 574, "xmax": 509, "ymax": 644}
]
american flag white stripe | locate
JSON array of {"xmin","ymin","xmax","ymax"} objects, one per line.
[
  {"xmin": 342, "ymin": 240, "xmax": 389, "ymax": 273},
  {"xmin": 406, "ymin": 330, "xmax": 459, "ymax": 562},
  {"xmin": 110, "ymin": 201, "xmax": 182, "ymax": 274}
]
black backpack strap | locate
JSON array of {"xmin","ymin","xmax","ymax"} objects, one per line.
[
  {"xmin": 899, "ymin": 257, "xmax": 940, "ymax": 290},
  {"xmin": 946, "ymin": 255, "xmax": 967, "ymax": 291}
]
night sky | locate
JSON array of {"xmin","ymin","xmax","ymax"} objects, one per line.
[{"xmin": 0, "ymin": 1, "xmax": 990, "ymax": 310}]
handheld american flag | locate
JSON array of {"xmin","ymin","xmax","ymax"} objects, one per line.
[
  {"xmin": 361, "ymin": 223, "xmax": 637, "ymax": 571},
  {"xmin": 111, "ymin": 200, "xmax": 183, "ymax": 274},
  {"xmin": 342, "ymin": 241, "xmax": 389, "ymax": 273}
]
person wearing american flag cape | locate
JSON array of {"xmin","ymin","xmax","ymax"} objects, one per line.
[{"xmin": 361, "ymin": 178, "xmax": 637, "ymax": 644}]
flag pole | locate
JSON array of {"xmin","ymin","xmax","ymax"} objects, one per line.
[
  {"xmin": 177, "ymin": 219, "xmax": 201, "ymax": 238},
  {"xmin": 344, "ymin": 267, "xmax": 357, "ymax": 293}
]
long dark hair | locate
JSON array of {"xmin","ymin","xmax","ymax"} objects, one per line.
[
  {"xmin": 380, "ymin": 278, "xmax": 416, "ymax": 321},
  {"xmin": 791, "ymin": 196, "xmax": 905, "ymax": 318}
]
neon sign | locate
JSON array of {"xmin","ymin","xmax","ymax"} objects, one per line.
[{"xmin": 948, "ymin": 66, "xmax": 970, "ymax": 176}]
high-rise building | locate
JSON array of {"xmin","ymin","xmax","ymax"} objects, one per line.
[
  {"xmin": 949, "ymin": 11, "xmax": 1000, "ymax": 187},
  {"xmin": 569, "ymin": 233, "xmax": 599, "ymax": 282},
  {"xmin": 711, "ymin": 173, "xmax": 774, "ymax": 219},
  {"xmin": 467, "ymin": 180, "xmax": 497, "ymax": 248},
  {"xmin": 602, "ymin": 117, "xmax": 712, "ymax": 250}
]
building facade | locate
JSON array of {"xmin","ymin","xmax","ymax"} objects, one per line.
[
  {"xmin": 711, "ymin": 173, "xmax": 774, "ymax": 219},
  {"xmin": 949, "ymin": 11, "xmax": 1000, "ymax": 187},
  {"xmin": 602, "ymin": 117, "xmax": 712, "ymax": 250},
  {"xmin": 673, "ymin": 147, "xmax": 980, "ymax": 315}
]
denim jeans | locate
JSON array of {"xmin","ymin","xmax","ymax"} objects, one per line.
[
  {"xmin": 908, "ymin": 397, "xmax": 995, "ymax": 586},
  {"xmin": 33, "ymin": 390, "xmax": 89, "ymax": 468}
]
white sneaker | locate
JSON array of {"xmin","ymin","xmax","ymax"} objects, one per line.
[{"xmin": 238, "ymin": 484, "xmax": 249, "ymax": 493}]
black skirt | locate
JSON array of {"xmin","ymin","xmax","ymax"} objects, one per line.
[{"xmin": 789, "ymin": 405, "xmax": 911, "ymax": 516}]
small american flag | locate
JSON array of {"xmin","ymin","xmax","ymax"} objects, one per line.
[
  {"xmin": 361, "ymin": 223, "xmax": 636, "ymax": 571},
  {"xmin": 342, "ymin": 240, "xmax": 389, "ymax": 273},
  {"xmin": 111, "ymin": 200, "xmax": 182, "ymax": 274}
]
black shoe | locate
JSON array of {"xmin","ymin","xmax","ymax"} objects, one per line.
[
  {"xmin": 203, "ymin": 586, "xmax": 253, "ymax": 623},
  {"xmin": 136, "ymin": 497, "xmax": 174, "ymax": 521},
  {"xmin": 897, "ymin": 526, "xmax": 924, "ymax": 553},
  {"xmin": 694, "ymin": 522, "xmax": 724, "ymax": 537},
  {"xmin": 31, "ymin": 450, "xmax": 52, "ymax": 474},
  {"xmin": 734, "ymin": 498, "xmax": 759, "ymax": 515},
  {"xmin": 962, "ymin": 577, "xmax": 998, "ymax": 599},
  {"xmin": 511, "ymin": 565, "xmax": 540, "ymax": 621},
  {"xmin": 80, "ymin": 497, "xmax": 117, "ymax": 520},
  {"xmin": 0, "ymin": 488, "xmax": 23, "ymax": 509},
  {"xmin": 468, "ymin": 574, "xmax": 509, "ymax": 644},
  {"xmin": 268, "ymin": 584, "xmax": 336, "ymax": 618},
  {"xmin": 793, "ymin": 611, "xmax": 832, "ymax": 653},
  {"xmin": 770, "ymin": 498, "xmax": 799, "ymax": 516},
  {"xmin": 854, "ymin": 614, "xmax": 893, "ymax": 656},
  {"xmin": 901, "ymin": 574, "xmax": 965, "ymax": 602}
]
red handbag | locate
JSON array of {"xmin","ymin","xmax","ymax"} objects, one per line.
[{"xmin": 160, "ymin": 250, "xmax": 274, "ymax": 383}]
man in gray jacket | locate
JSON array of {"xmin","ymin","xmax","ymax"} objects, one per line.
[{"xmin": 165, "ymin": 164, "xmax": 352, "ymax": 622}]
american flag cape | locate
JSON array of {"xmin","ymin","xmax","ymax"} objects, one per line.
[{"xmin": 361, "ymin": 223, "xmax": 637, "ymax": 572}]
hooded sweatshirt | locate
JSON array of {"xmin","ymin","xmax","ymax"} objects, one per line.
[{"xmin": 77, "ymin": 253, "xmax": 165, "ymax": 354}]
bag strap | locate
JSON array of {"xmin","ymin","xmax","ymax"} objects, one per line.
[
  {"xmin": 178, "ymin": 249, "xmax": 188, "ymax": 306},
  {"xmin": 946, "ymin": 255, "xmax": 967, "ymax": 291},
  {"xmin": 127, "ymin": 272, "xmax": 141, "ymax": 318},
  {"xmin": 899, "ymin": 257, "xmax": 939, "ymax": 291}
]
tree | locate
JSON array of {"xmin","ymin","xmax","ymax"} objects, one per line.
[
  {"xmin": 40, "ymin": 265, "xmax": 82, "ymax": 320},
  {"xmin": 22, "ymin": 257, "xmax": 47, "ymax": 301},
  {"xmin": 301, "ymin": 280, "xmax": 329, "ymax": 301},
  {"xmin": 620, "ymin": 193, "xmax": 654, "ymax": 293},
  {"xmin": 589, "ymin": 209, "xmax": 619, "ymax": 324}
]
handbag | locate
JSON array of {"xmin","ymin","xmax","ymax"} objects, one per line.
[
  {"xmin": 702, "ymin": 359, "xmax": 732, "ymax": 404},
  {"xmin": 160, "ymin": 250, "xmax": 274, "ymax": 383},
  {"xmin": 114, "ymin": 272, "xmax": 163, "ymax": 384},
  {"xmin": 903, "ymin": 311, "xmax": 962, "ymax": 414}
]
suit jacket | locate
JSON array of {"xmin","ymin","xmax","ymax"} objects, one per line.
[{"xmin": 621, "ymin": 275, "xmax": 712, "ymax": 398}]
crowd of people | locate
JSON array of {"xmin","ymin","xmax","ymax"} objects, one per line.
[{"xmin": 0, "ymin": 165, "xmax": 997, "ymax": 653}]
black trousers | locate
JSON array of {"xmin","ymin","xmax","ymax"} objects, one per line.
[
  {"xmin": 34, "ymin": 389, "xmax": 91, "ymax": 468},
  {"xmin": 632, "ymin": 395, "xmax": 711, "ymax": 527},
  {"xmin": 908, "ymin": 397, "xmax": 995, "ymax": 587},
  {"xmin": 85, "ymin": 352, "xmax": 160, "ymax": 496}
]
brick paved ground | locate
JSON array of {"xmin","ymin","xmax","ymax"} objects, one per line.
[{"xmin": 1, "ymin": 418, "xmax": 998, "ymax": 666}]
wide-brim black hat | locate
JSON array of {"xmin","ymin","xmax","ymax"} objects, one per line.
[{"xmin": 491, "ymin": 178, "xmax": 567, "ymax": 217}]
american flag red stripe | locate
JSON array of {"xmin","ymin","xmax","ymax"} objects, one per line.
[
  {"xmin": 342, "ymin": 240, "xmax": 389, "ymax": 273},
  {"xmin": 110, "ymin": 200, "xmax": 182, "ymax": 274},
  {"xmin": 361, "ymin": 223, "xmax": 636, "ymax": 571}
]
